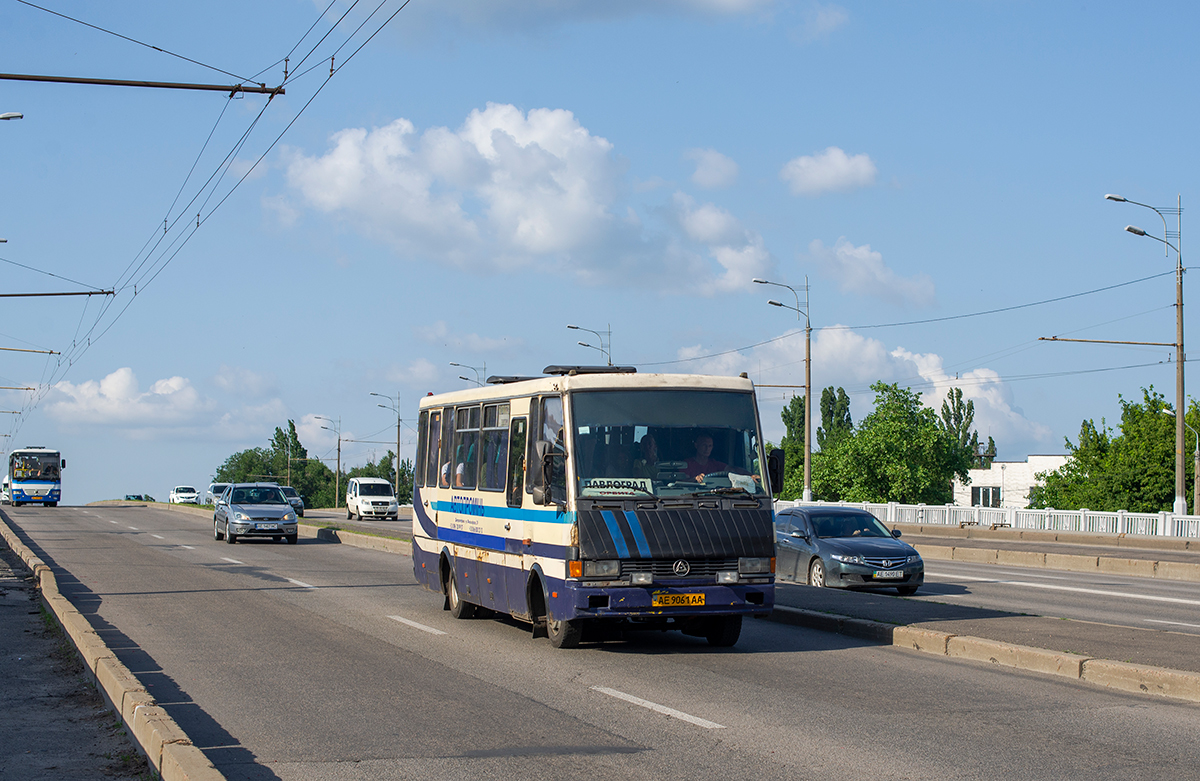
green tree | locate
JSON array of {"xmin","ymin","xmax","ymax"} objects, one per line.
[
  {"xmin": 814, "ymin": 381, "xmax": 972, "ymax": 504},
  {"xmin": 214, "ymin": 420, "xmax": 340, "ymax": 508},
  {"xmin": 816, "ymin": 386, "xmax": 853, "ymax": 451},
  {"xmin": 778, "ymin": 394, "xmax": 806, "ymax": 500},
  {"xmin": 1029, "ymin": 387, "xmax": 1190, "ymax": 512}
]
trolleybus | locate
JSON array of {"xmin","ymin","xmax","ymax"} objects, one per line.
[{"xmin": 412, "ymin": 365, "xmax": 783, "ymax": 648}]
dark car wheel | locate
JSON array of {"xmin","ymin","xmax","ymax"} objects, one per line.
[
  {"xmin": 808, "ymin": 558, "xmax": 826, "ymax": 588},
  {"xmin": 447, "ymin": 574, "xmax": 476, "ymax": 619},
  {"xmin": 286, "ymin": 534, "xmax": 297, "ymax": 544},
  {"xmin": 897, "ymin": 585, "xmax": 919, "ymax": 596},
  {"xmin": 346, "ymin": 505, "xmax": 353, "ymax": 520},
  {"xmin": 547, "ymin": 617, "xmax": 583, "ymax": 648},
  {"xmin": 705, "ymin": 615, "xmax": 742, "ymax": 647}
]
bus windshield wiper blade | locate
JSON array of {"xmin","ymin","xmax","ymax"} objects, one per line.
[{"xmin": 691, "ymin": 486, "xmax": 750, "ymax": 497}]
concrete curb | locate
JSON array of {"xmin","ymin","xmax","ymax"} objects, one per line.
[
  {"xmin": 768, "ymin": 605, "xmax": 1200, "ymax": 704},
  {"xmin": 297, "ymin": 523, "xmax": 412, "ymax": 555},
  {"xmin": 912, "ymin": 543, "xmax": 1200, "ymax": 583},
  {"xmin": 0, "ymin": 511, "xmax": 225, "ymax": 780}
]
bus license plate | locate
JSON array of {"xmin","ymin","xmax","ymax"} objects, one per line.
[
  {"xmin": 653, "ymin": 593, "xmax": 705, "ymax": 607},
  {"xmin": 258, "ymin": 524, "xmax": 279, "ymax": 531},
  {"xmin": 873, "ymin": 570, "xmax": 903, "ymax": 579}
]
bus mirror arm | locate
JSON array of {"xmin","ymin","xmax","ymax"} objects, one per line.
[{"xmin": 767, "ymin": 448, "xmax": 785, "ymax": 497}]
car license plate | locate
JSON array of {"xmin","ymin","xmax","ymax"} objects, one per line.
[
  {"xmin": 873, "ymin": 570, "xmax": 903, "ymax": 579},
  {"xmin": 257, "ymin": 524, "xmax": 279, "ymax": 531},
  {"xmin": 652, "ymin": 593, "xmax": 705, "ymax": 607}
]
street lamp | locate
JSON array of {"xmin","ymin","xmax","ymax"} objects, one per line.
[
  {"xmin": 315, "ymin": 416, "xmax": 342, "ymax": 507},
  {"xmin": 1161, "ymin": 408, "xmax": 1199, "ymax": 516},
  {"xmin": 0, "ymin": 113, "xmax": 22, "ymax": 120},
  {"xmin": 567, "ymin": 324, "xmax": 612, "ymax": 365},
  {"xmin": 1110, "ymin": 192, "xmax": 1186, "ymax": 515},
  {"xmin": 450, "ymin": 362, "xmax": 486, "ymax": 386},
  {"xmin": 371, "ymin": 391, "xmax": 402, "ymax": 494},
  {"xmin": 755, "ymin": 276, "xmax": 812, "ymax": 502}
]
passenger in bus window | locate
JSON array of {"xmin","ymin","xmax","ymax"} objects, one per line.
[{"xmin": 633, "ymin": 434, "xmax": 659, "ymax": 480}]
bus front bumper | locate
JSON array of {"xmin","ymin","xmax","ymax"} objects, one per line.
[{"xmin": 562, "ymin": 580, "xmax": 774, "ymax": 620}]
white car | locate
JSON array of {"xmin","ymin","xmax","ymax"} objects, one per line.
[
  {"xmin": 346, "ymin": 477, "xmax": 399, "ymax": 520},
  {"xmin": 169, "ymin": 485, "xmax": 199, "ymax": 504}
]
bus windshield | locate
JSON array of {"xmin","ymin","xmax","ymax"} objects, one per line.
[
  {"xmin": 570, "ymin": 389, "xmax": 766, "ymax": 498},
  {"xmin": 11, "ymin": 453, "xmax": 60, "ymax": 481}
]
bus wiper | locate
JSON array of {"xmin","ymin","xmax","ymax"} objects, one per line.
[{"xmin": 691, "ymin": 486, "xmax": 750, "ymax": 497}]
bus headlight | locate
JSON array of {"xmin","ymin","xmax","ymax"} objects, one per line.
[
  {"xmin": 583, "ymin": 560, "xmax": 620, "ymax": 577},
  {"xmin": 717, "ymin": 571, "xmax": 740, "ymax": 584},
  {"xmin": 738, "ymin": 557, "xmax": 774, "ymax": 574}
]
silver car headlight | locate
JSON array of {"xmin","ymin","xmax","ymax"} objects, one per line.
[
  {"xmin": 284, "ymin": 511, "xmax": 296, "ymax": 521},
  {"xmin": 830, "ymin": 553, "xmax": 863, "ymax": 565},
  {"xmin": 234, "ymin": 511, "xmax": 251, "ymax": 522}
]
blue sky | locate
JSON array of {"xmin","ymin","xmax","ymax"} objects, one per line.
[{"xmin": 1, "ymin": 0, "xmax": 1196, "ymax": 503}]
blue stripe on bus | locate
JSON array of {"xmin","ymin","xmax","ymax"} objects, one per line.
[
  {"xmin": 599, "ymin": 511, "xmax": 631, "ymax": 558},
  {"xmin": 623, "ymin": 510, "xmax": 652, "ymax": 558},
  {"xmin": 437, "ymin": 526, "xmax": 508, "ymax": 550},
  {"xmin": 430, "ymin": 500, "xmax": 574, "ymax": 525}
]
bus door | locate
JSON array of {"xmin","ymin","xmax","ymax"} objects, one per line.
[{"xmin": 503, "ymin": 415, "xmax": 530, "ymax": 617}]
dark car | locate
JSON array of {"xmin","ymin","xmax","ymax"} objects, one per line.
[
  {"xmin": 278, "ymin": 485, "xmax": 305, "ymax": 517},
  {"xmin": 775, "ymin": 506, "xmax": 923, "ymax": 596},
  {"xmin": 214, "ymin": 483, "xmax": 298, "ymax": 544}
]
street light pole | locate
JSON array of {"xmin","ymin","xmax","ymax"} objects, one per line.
[
  {"xmin": 755, "ymin": 276, "xmax": 812, "ymax": 502},
  {"xmin": 1161, "ymin": 408, "xmax": 1200, "ymax": 516},
  {"xmin": 316, "ymin": 416, "xmax": 341, "ymax": 507},
  {"xmin": 450, "ymin": 362, "xmax": 486, "ymax": 386},
  {"xmin": 1111, "ymin": 193, "xmax": 1186, "ymax": 515},
  {"xmin": 567, "ymin": 324, "xmax": 612, "ymax": 365},
  {"xmin": 371, "ymin": 391, "xmax": 402, "ymax": 494}
]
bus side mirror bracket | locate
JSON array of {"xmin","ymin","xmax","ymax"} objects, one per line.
[{"xmin": 767, "ymin": 448, "xmax": 785, "ymax": 497}]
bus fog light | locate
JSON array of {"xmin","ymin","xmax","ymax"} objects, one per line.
[
  {"xmin": 717, "ymin": 571, "xmax": 739, "ymax": 584},
  {"xmin": 583, "ymin": 560, "xmax": 620, "ymax": 577},
  {"xmin": 631, "ymin": 572, "xmax": 653, "ymax": 585}
]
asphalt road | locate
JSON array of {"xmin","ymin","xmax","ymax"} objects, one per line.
[
  {"xmin": 910, "ymin": 559, "xmax": 1200, "ymax": 636},
  {"xmin": 9, "ymin": 504, "xmax": 1200, "ymax": 781}
]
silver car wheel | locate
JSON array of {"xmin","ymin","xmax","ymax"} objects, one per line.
[{"xmin": 808, "ymin": 558, "xmax": 826, "ymax": 588}]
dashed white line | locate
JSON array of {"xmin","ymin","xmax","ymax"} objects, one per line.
[
  {"xmin": 925, "ymin": 571, "xmax": 1200, "ymax": 606},
  {"xmin": 590, "ymin": 686, "xmax": 725, "ymax": 729},
  {"xmin": 220, "ymin": 557, "xmax": 244, "ymax": 565},
  {"xmin": 127, "ymin": 526, "xmax": 138, "ymax": 530},
  {"xmin": 150, "ymin": 534, "xmax": 164, "ymax": 540},
  {"xmin": 387, "ymin": 615, "xmax": 447, "ymax": 635},
  {"xmin": 286, "ymin": 578, "xmax": 317, "ymax": 589},
  {"xmin": 110, "ymin": 520, "xmax": 118, "ymax": 524},
  {"xmin": 179, "ymin": 545, "xmax": 195, "ymax": 550},
  {"xmin": 1146, "ymin": 618, "xmax": 1200, "ymax": 629}
]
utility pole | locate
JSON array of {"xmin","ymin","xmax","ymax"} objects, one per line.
[{"xmin": 316, "ymin": 416, "xmax": 342, "ymax": 507}]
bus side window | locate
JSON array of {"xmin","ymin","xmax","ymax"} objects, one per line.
[
  {"xmin": 480, "ymin": 404, "xmax": 510, "ymax": 492},
  {"xmin": 425, "ymin": 410, "xmax": 442, "ymax": 488},
  {"xmin": 526, "ymin": 399, "xmax": 541, "ymax": 494},
  {"xmin": 453, "ymin": 406, "xmax": 481, "ymax": 489},
  {"xmin": 439, "ymin": 409, "xmax": 455, "ymax": 488},
  {"xmin": 507, "ymin": 417, "xmax": 527, "ymax": 508},
  {"xmin": 415, "ymin": 410, "xmax": 429, "ymax": 487}
]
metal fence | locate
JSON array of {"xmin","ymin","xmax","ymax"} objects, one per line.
[{"xmin": 775, "ymin": 499, "xmax": 1200, "ymax": 539}]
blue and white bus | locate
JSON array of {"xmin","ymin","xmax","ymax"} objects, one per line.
[
  {"xmin": 8, "ymin": 447, "xmax": 66, "ymax": 507},
  {"xmin": 413, "ymin": 366, "xmax": 784, "ymax": 648}
]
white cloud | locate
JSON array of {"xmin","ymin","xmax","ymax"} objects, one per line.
[
  {"xmin": 213, "ymin": 365, "xmax": 277, "ymax": 398},
  {"xmin": 780, "ymin": 146, "xmax": 876, "ymax": 196},
  {"xmin": 791, "ymin": 2, "xmax": 848, "ymax": 43},
  {"xmin": 672, "ymin": 193, "xmax": 774, "ymax": 294},
  {"xmin": 399, "ymin": 0, "xmax": 775, "ymax": 33},
  {"xmin": 46, "ymin": 368, "xmax": 213, "ymax": 427},
  {"xmin": 685, "ymin": 148, "xmax": 739, "ymax": 189},
  {"xmin": 807, "ymin": 238, "xmax": 935, "ymax": 307},
  {"xmin": 416, "ymin": 321, "xmax": 517, "ymax": 353},
  {"xmin": 285, "ymin": 104, "xmax": 774, "ymax": 293}
]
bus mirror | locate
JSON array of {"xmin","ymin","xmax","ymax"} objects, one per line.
[
  {"xmin": 61, "ymin": 459, "xmax": 66, "ymax": 469},
  {"xmin": 532, "ymin": 485, "xmax": 547, "ymax": 505},
  {"xmin": 767, "ymin": 448, "xmax": 785, "ymax": 496}
]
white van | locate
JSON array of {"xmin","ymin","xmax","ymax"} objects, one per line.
[{"xmin": 345, "ymin": 477, "xmax": 398, "ymax": 520}]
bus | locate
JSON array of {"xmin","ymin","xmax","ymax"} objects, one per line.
[
  {"xmin": 412, "ymin": 365, "xmax": 784, "ymax": 648},
  {"xmin": 8, "ymin": 447, "xmax": 66, "ymax": 507}
]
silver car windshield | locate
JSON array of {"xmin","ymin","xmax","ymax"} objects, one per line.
[
  {"xmin": 570, "ymin": 389, "xmax": 766, "ymax": 498},
  {"xmin": 811, "ymin": 513, "xmax": 891, "ymax": 539},
  {"xmin": 231, "ymin": 487, "xmax": 288, "ymax": 505}
]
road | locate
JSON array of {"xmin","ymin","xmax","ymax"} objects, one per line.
[
  {"xmin": 911, "ymin": 559, "xmax": 1200, "ymax": 636},
  {"xmin": 9, "ymin": 503, "xmax": 1200, "ymax": 781}
]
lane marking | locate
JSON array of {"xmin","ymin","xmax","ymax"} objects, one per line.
[
  {"xmin": 180, "ymin": 545, "xmax": 195, "ymax": 550},
  {"xmin": 387, "ymin": 615, "xmax": 446, "ymax": 635},
  {"xmin": 1146, "ymin": 618, "xmax": 1200, "ymax": 629},
  {"xmin": 590, "ymin": 686, "xmax": 725, "ymax": 729},
  {"xmin": 110, "ymin": 520, "xmax": 118, "ymax": 524},
  {"xmin": 925, "ymin": 571, "xmax": 1200, "ymax": 606},
  {"xmin": 127, "ymin": 526, "xmax": 139, "ymax": 530},
  {"xmin": 220, "ymin": 557, "xmax": 244, "ymax": 565},
  {"xmin": 150, "ymin": 534, "xmax": 164, "ymax": 540},
  {"xmin": 286, "ymin": 578, "xmax": 317, "ymax": 589}
]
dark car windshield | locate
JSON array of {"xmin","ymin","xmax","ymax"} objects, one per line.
[
  {"xmin": 359, "ymin": 483, "xmax": 394, "ymax": 497},
  {"xmin": 811, "ymin": 513, "xmax": 891, "ymax": 539},
  {"xmin": 280, "ymin": 487, "xmax": 298, "ymax": 497},
  {"xmin": 231, "ymin": 487, "xmax": 288, "ymax": 505}
]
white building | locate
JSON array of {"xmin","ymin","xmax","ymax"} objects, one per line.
[{"xmin": 952, "ymin": 454, "xmax": 1068, "ymax": 509}]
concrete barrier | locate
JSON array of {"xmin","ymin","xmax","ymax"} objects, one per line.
[
  {"xmin": 1082, "ymin": 659, "xmax": 1200, "ymax": 700},
  {"xmin": 947, "ymin": 636, "xmax": 1091, "ymax": 679}
]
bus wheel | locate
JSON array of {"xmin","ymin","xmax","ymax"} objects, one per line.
[
  {"xmin": 547, "ymin": 617, "xmax": 583, "ymax": 649},
  {"xmin": 45, "ymin": 502, "xmax": 56, "ymax": 507},
  {"xmin": 705, "ymin": 616, "xmax": 742, "ymax": 647},
  {"xmin": 448, "ymin": 574, "xmax": 476, "ymax": 619}
]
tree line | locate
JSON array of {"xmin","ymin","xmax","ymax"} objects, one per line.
[{"xmin": 214, "ymin": 420, "xmax": 414, "ymax": 509}]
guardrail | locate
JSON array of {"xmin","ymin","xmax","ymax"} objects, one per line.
[{"xmin": 776, "ymin": 499, "xmax": 1200, "ymax": 539}]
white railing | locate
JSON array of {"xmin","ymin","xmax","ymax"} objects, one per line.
[{"xmin": 775, "ymin": 499, "xmax": 1200, "ymax": 539}]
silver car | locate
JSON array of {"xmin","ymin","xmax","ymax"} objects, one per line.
[{"xmin": 214, "ymin": 483, "xmax": 298, "ymax": 544}]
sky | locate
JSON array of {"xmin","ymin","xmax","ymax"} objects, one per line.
[{"xmin": 1, "ymin": 0, "xmax": 1197, "ymax": 504}]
